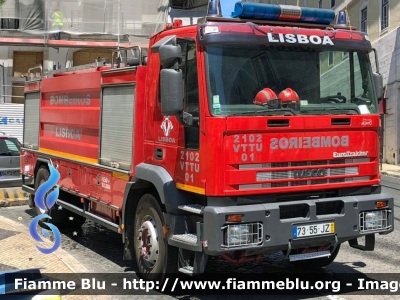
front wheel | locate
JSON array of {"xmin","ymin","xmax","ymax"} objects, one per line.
[{"xmin": 133, "ymin": 193, "xmax": 179, "ymax": 281}]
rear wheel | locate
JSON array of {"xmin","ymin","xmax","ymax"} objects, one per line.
[
  {"xmin": 34, "ymin": 166, "xmax": 86, "ymax": 229},
  {"xmin": 284, "ymin": 244, "xmax": 341, "ymax": 270},
  {"xmin": 34, "ymin": 167, "xmax": 68, "ymax": 228},
  {"xmin": 133, "ymin": 193, "xmax": 179, "ymax": 281}
]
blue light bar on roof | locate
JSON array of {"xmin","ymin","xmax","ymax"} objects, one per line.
[
  {"xmin": 336, "ymin": 10, "xmax": 348, "ymax": 26},
  {"xmin": 230, "ymin": 2, "xmax": 336, "ymax": 25}
]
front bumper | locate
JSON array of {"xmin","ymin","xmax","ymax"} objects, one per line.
[{"xmin": 201, "ymin": 193, "xmax": 394, "ymax": 255}]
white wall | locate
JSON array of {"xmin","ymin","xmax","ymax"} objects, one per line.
[
  {"xmin": 46, "ymin": 48, "xmax": 73, "ymax": 72},
  {"xmin": 369, "ymin": 27, "xmax": 400, "ymax": 164},
  {"xmin": 168, "ymin": 7, "xmax": 208, "ymax": 26}
]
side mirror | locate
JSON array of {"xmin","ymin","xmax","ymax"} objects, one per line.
[
  {"xmin": 373, "ymin": 72, "xmax": 383, "ymax": 101},
  {"xmin": 160, "ymin": 69, "xmax": 183, "ymax": 116},
  {"xmin": 152, "ymin": 35, "xmax": 189, "ymax": 120},
  {"xmin": 151, "ymin": 35, "xmax": 182, "ymax": 68}
]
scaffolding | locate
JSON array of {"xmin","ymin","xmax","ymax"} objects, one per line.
[{"xmin": 0, "ymin": 0, "xmax": 174, "ymax": 44}]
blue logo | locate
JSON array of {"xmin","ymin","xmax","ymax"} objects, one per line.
[
  {"xmin": 29, "ymin": 163, "xmax": 62, "ymax": 254},
  {"xmin": 0, "ymin": 117, "xmax": 24, "ymax": 125}
]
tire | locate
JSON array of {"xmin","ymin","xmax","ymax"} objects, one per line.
[
  {"xmin": 133, "ymin": 193, "xmax": 179, "ymax": 282},
  {"xmin": 34, "ymin": 167, "xmax": 86, "ymax": 229},
  {"xmin": 34, "ymin": 167, "xmax": 69, "ymax": 229},
  {"xmin": 284, "ymin": 244, "xmax": 341, "ymax": 270}
]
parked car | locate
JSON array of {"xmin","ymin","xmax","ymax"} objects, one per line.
[{"xmin": 0, "ymin": 132, "xmax": 22, "ymax": 188}]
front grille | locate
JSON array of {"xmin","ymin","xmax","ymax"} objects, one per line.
[
  {"xmin": 258, "ymin": 160, "xmax": 362, "ymax": 187},
  {"xmin": 237, "ymin": 158, "xmax": 371, "ymax": 190},
  {"xmin": 278, "ymin": 201, "xmax": 344, "ymax": 219},
  {"xmin": 280, "ymin": 203, "xmax": 309, "ymax": 219},
  {"xmin": 316, "ymin": 201, "xmax": 344, "ymax": 215}
]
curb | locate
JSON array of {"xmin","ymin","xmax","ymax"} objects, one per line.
[
  {"xmin": 381, "ymin": 171, "xmax": 400, "ymax": 179},
  {"xmin": 0, "ymin": 215, "xmax": 112, "ymax": 300},
  {"xmin": 0, "ymin": 187, "xmax": 30, "ymax": 207}
]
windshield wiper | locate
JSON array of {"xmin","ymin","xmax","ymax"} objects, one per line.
[
  {"xmin": 302, "ymin": 107, "xmax": 360, "ymax": 115},
  {"xmin": 230, "ymin": 108, "xmax": 298, "ymax": 116}
]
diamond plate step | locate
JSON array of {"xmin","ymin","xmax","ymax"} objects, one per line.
[
  {"xmin": 289, "ymin": 250, "xmax": 331, "ymax": 262},
  {"xmin": 171, "ymin": 234, "xmax": 198, "ymax": 246},
  {"xmin": 179, "ymin": 266, "xmax": 194, "ymax": 274},
  {"xmin": 178, "ymin": 204, "xmax": 204, "ymax": 214}
]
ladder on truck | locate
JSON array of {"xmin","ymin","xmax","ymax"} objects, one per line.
[{"xmin": 23, "ymin": 46, "xmax": 148, "ymax": 80}]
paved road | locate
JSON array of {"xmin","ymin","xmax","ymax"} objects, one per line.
[{"xmin": 1, "ymin": 175, "xmax": 400, "ymax": 300}]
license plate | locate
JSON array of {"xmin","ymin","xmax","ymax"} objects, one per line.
[
  {"xmin": 0, "ymin": 171, "xmax": 20, "ymax": 177},
  {"xmin": 293, "ymin": 222, "xmax": 335, "ymax": 239}
]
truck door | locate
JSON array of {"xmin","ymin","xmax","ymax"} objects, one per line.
[
  {"xmin": 177, "ymin": 39, "xmax": 202, "ymax": 192},
  {"xmin": 176, "ymin": 39, "xmax": 202, "ymax": 192},
  {"xmin": 152, "ymin": 37, "xmax": 203, "ymax": 193}
]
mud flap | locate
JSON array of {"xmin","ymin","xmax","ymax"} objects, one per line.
[
  {"xmin": 348, "ymin": 234, "xmax": 375, "ymax": 251},
  {"xmin": 123, "ymin": 236, "xmax": 133, "ymax": 260}
]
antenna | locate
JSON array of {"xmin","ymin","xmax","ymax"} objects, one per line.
[{"xmin": 117, "ymin": 0, "xmax": 121, "ymax": 50}]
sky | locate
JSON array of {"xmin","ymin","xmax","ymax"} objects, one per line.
[{"xmin": 220, "ymin": 0, "xmax": 241, "ymax": 18}]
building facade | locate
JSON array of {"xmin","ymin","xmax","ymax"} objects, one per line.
[
  {"xmin": 0, "ymin": 0, "xmax": 172, "ymax": 104},
  {"xmin": 318, "ymin": 0, "xmax": 400, "ymax": 165}
]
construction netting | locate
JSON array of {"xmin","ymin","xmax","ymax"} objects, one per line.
[{"xmin": 0, "ymin": 0, "xmax": 196, "ymax": 41}]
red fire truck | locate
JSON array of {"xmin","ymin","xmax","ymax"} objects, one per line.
[{"xmin": 21, "ymin": 1, "xmax": 394, "ymax": 281}]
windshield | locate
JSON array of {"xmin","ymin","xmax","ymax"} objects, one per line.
[{"xmin": 205, "ymin": 45, "xmax": 378, "ymax": 116}]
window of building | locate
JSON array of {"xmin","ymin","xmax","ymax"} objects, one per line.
[
  {"xmin": 328, "ymin": 51, "xmax": 334, "ymax": 67},
  {"xmin": 319, "ymin": 0, "xmax": 322, "ymax": 8},
  {"xmin": 331, "ymin": 0, "xmax": 335, "ymax": 8},
  {"xmin": 381, "ymin": 0, "xmax": 389, "ymax": 31},
  {"xmin": 361, "ymin": 7, "xmax": 368, "ymax": 33}
]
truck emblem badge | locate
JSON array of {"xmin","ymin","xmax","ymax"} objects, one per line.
[
  {"xmin": 293, "ymin": 168, "xmax": 327, "ymax": 179},
  {"xmin": 161, "ymin": 116, "xmax": 173, "ymax": 137},
  {"xmin": 361, "ymin": 119, "xmax": 372, "ymax": 126}
]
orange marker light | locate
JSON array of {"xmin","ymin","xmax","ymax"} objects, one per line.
[
  {"xmin": 163, "ymin": 225, "xmax": 169, "ymax": 235},
  {"xmin": 376, "ymin": 201, "xmax": 387, "ymax": 209},
  {"xmin": 226, "ymin": 214, "xmax": 243, "ymax": 222}
]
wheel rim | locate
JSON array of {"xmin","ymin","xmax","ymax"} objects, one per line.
[
  {"xmin": 137, "ymin": 216, "xmax": 159, "ymax": 269},
  {"xmin": 37, "ymin": 179, "xmax": 47, "ymax": 214}
]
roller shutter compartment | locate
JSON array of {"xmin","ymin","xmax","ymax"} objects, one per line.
[
  {"xmin": 100, "ymin": 85, "xmax": 135, "ymax": 171},
  {"xmin": 23, "ymin": 92, "xmax": 40, "ymax": 150}
]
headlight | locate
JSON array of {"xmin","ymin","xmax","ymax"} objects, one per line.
[
  {"xmin": 222, "ymin": 222, "xmax": 263, "ymax": 248},
  {"xmin": 228, "ymin": 224, "xmax": 251, "ymax": 245},
  {"xmin": 360, "ymin": 210, "xmax": 390, "ymax": 233},
  {"xmin": 364, "ymin": 211, "xmax": 382, "ymax": 230}
]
